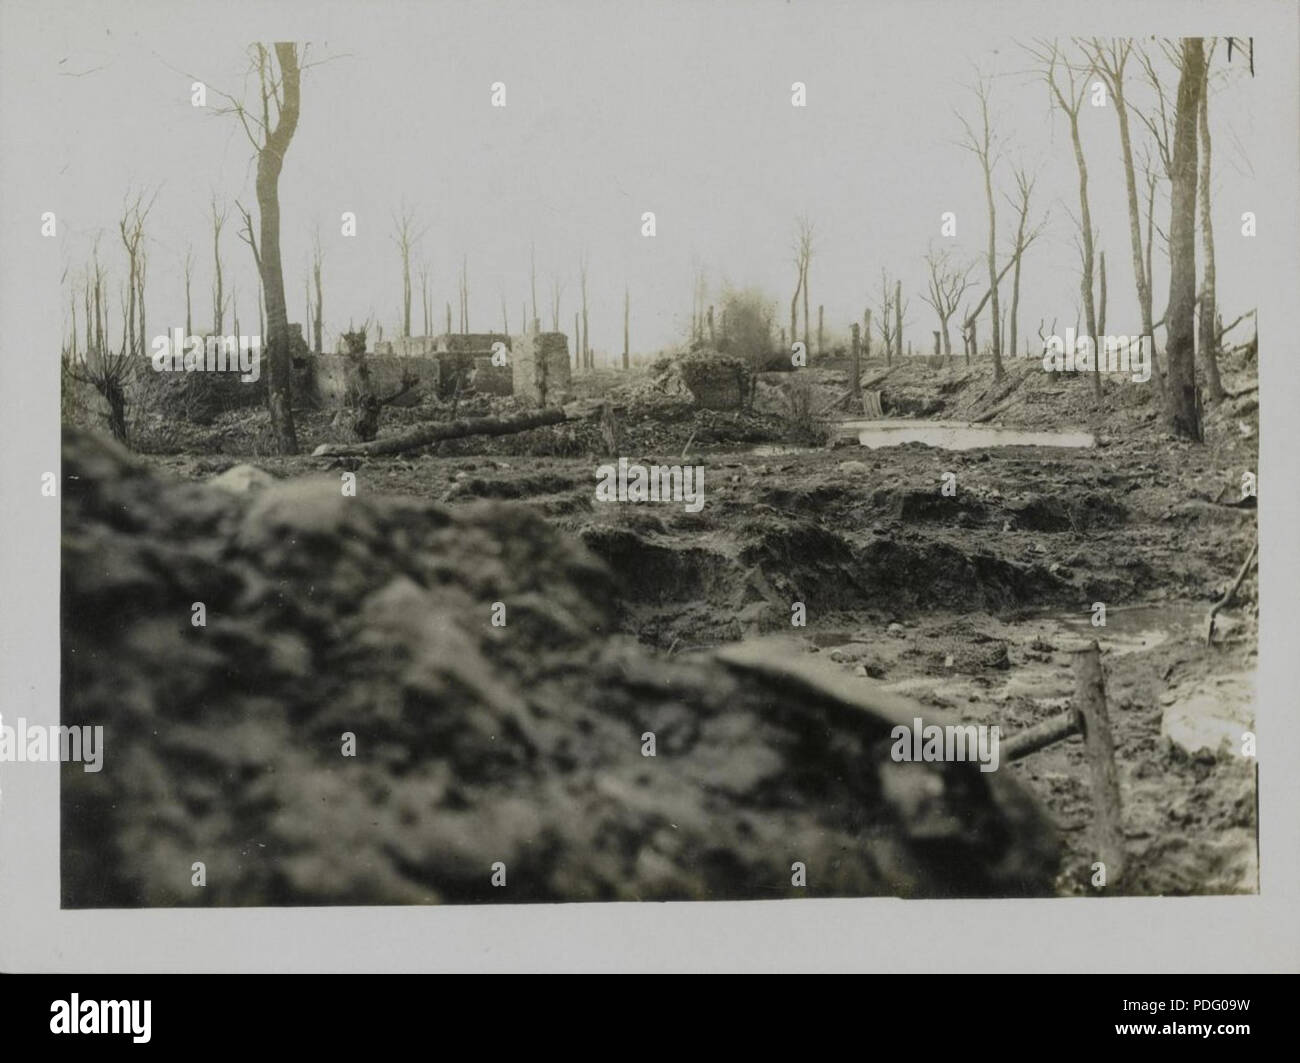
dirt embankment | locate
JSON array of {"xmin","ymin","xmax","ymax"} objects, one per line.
[
  {"xmin": 63, "ymin": 427, "xmax": 1061, "ymax": 906},
  {"xmin": 113, "ymin": 347, "xmax": 1259, "ymax": 897}
]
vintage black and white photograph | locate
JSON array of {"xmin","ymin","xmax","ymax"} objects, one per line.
[{"xmin": 18, "ymin": 3, "xmax": 1266, "ymax": 911}]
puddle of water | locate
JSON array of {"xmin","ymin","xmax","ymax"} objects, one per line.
[
  {"xmin": 1039, "ymin": 603, "xmax": 1203, "ymax": 657},
  {"xmin": 837, "ymin": 419, "xmax": 1095, "ymax": 450}
]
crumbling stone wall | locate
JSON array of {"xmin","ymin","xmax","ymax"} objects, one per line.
[
  {"xmin": 680, "ymin": 352, "xmax": 750, "ymax": 410},
  {"xmin": 310, "ymin": 353, "xmax": 439, "ymax": 407},
  {"xmin": 471, "ymin": 356, "xmax": 514, "ymax": 395},
  {"xmin": 512, "ymin": 329, "xmax": 572, "ymax": 405}
]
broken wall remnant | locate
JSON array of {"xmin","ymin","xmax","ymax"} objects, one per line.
[
  {"xmin": 679, "ymin": 352, "xmax": 750, "ymax": 409},
  {"xmin": 512, "ymin": 328, "xmax": 572, "ymax": 405},
  {"xmin": 471, "ymin": 356, "xmax": 513, "ymax": 395},
  {"xmin": 310, "ymin": 353, "xmax": 439, "ymax": 407}
]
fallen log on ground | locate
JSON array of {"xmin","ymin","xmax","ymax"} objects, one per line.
[{"xmin": 311, "ymin": 400, "xmax": 606, "ymax": 457}]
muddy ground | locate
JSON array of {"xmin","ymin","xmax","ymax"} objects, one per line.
[{"xmin": 96, "ymin": 346, "xmax": 1260, "ymax": 897}]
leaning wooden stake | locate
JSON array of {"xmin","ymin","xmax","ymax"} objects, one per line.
[
  {"xmin": 1073, "ymin": 641, "xmax": 1125, "ymax": 885},
  {"xmin": 1205, "ymin": 537, "xmax": 1258, "ymax": 645}
]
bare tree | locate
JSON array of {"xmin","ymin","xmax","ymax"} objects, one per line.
[
  {"xmin": 956, "ymin": 71, "xmax": 1004, "ymax": 378},
  {"xmin": 1096, "ymin": 257, "xmax": 1110, "ymax": 348},
  {"xmin": 418, "ymin": 262, "xmax": 431, "ymax": 338},
  {"xmin": 1085, "ymin": 36, "xmax": 1167, "ymax": 400},
  {"xmin": 1164, "ymin": 37, "xmax": 1205, "ymax": 439},
  {"xmin": 550, "ymin": 275, "xmax": 565, "ymax": 332},
  {"xmin": 578, "ymin": 250, "xmax": 590, "ymax": 369},
  {"xmin": 789, "ymin": 251, "xmax": 802, "ymax": 356},
  {"xmin": 215, "ymin": 42, "xmax": 306, "ymax": 452},
  {"xmin": 460, "ymin": 254, "xmax": 469, "ymax": 333},
  {"xmin": 64, "ymin": 285, "xmax": 132, "ymax": 443},
  {"xmin": 311, "ymin": 225, "xmax": 324, "ymax": 352},
  {"xmin": 876, "ymin": 269, "xmax": 897, "ymax": 365},
  {"xmin": 1029, "ymin": 38, "xmax": 1101, "ymax": 397},
  {"xmin": 182, "ymin": 244, "xmax": 194, "ymax": 337},
  {"xmin": 920, "ymin": 245, "xmax": 975, "ymax": 356},
  {"xmin": 118, "ymin": 188, "xmax": 157, "ymax": 358},
  {"xmin": 623, "ymin": 285, "xmax": 630, "ymax": 370},
  {"xmin": 530, "ymin": 242, "xmax": 538, "ymax": 326},
  {"xmin": 1197, "ymin": 38, "xmax": 1225, "ymax": 401},
  {"xmin": 210, "ymin": 194, "xmax": 228, "ymax": 336},
  {"xmin": 392, "ymin": 204, "xmax": 426, "ymax": 339},
  {"xmin": 1004, "ymin": 165, "xmax": 1046, "ymax": 360},
  {"xmin": 795, "ymin": 216, "xmax": 814, "ymax": 354}
]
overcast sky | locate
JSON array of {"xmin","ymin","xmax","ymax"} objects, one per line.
[{"xmin": 5, "ymin": 0, "xmax": 1260, "ymax": 361}]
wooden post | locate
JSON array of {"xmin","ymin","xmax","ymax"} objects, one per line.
[
  {"xmin": 817, "ymin": 304, "xmax": 824, "ymax": 356},
  {"xmin": 1073, "ymin": 641, "xmax": 1125, "ymax": 884},
  {"xmin": 574, "ymin": 311, "xmax": 581, "ymax": 371},
  {"xmin": 933, "ymin": 330, "xmax": 941, "ymax": 356},
  {"xmin": 623, "ymin": 288, "xmax": 630, "ymax": 370},
  {"xmin": 864, "ymin": 309, "xmax": 872, "ymax": 359},
  {"xmin": 706, "ymin": 305, "xmax": 715, "ymax": 346}
]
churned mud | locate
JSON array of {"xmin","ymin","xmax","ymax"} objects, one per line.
[{"xmin": 110, "ymin": 350, "xmax": 1260, "ymax": 898}]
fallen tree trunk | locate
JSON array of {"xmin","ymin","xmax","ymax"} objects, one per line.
[{"xmin": 312, "ymin": 402, "xmax": 601, "ymax": 457}]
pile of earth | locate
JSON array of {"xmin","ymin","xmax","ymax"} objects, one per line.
[{"xmin": 61, "ymin": 426, "xmax": 1060, "ymax": 906}]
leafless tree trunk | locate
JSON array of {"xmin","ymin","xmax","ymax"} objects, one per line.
[
  {"xmin": 1087, "ymin": 37, "xmax": 1165, "ymax": 401},
  {"xmin": 921, "ymin": 246, "xmax": 975, "ymax": 356},
  {"xmin": 579, "ymin": 251, "xmax": 590, "ymax": 370},
  {"xmin": 530, "ymin": 241, "xmax": 538, "ymax": 327},
  {"xmin": 876, "ymin": 270, "xmax": 896, "ymax": 365},
  {"xmin": 550, "ymin": 276, "xmax": 564, "ymax": 331},
  {"xmin": 1031, "ymin": 39, "xmax": 1100, "ymax": 397},
  {"xmin": 1164, "ymin": 37, "xmax": 1205, "ymax": 439},
  {"xmin": 312, "ymin": 226, "xmax": 324, "ymax": 353},
  {"xmin": 792, "ymin": 216, "xmax": 814, "ymax": 354},
  {"xmin": 459, "ymin": 255, "xmax": 469, "ymax": 333},
  {"xmin": 392, "ymin": 205, "xmax": 424, "ymax": 339},
  {"xmin": 183, "ymin": 245, "xmax": 194, "ymax": 336},
  {"xmin": 850, "ymin": 322, "xmax": 862, "ymax": 407},
  {"xmin": 789, "ymin": 265, "xmax": 802, "ymax": 354},
  {"xmin": 1197, "ymin": 39, "xmax": 1225, "ymax": 402},
  {"xmin": 574, "ymin": 311, "xmax": 580, "ymax": 369},
  {"xmin": 118, "ymin": 189, "xmax": 156, "ymax": 359},
  {"xmin": 957, "ymin": 72, "xmax": 1003, "ymax": 378},
  {"xmin": 1097, "ymin": 250, "xmax": 1107, "ymax": 337},
  {"xmin": 1005, "ymin": 167, "xmax": 1044, "ymax": 362},
  {"xmin": 623, "ymin": 286, "xmax": 630, "ymax": 370},
  {"xmin": 418, "ymin": 263, "xmax": 431, "ymax": 339},
  {"xmin": 211, "ymin": 194, "xmax": 227, "ymax": 336},
  {"xmin": 244, "ymin": 42, "xmax": 304, "ymax": 453}
]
